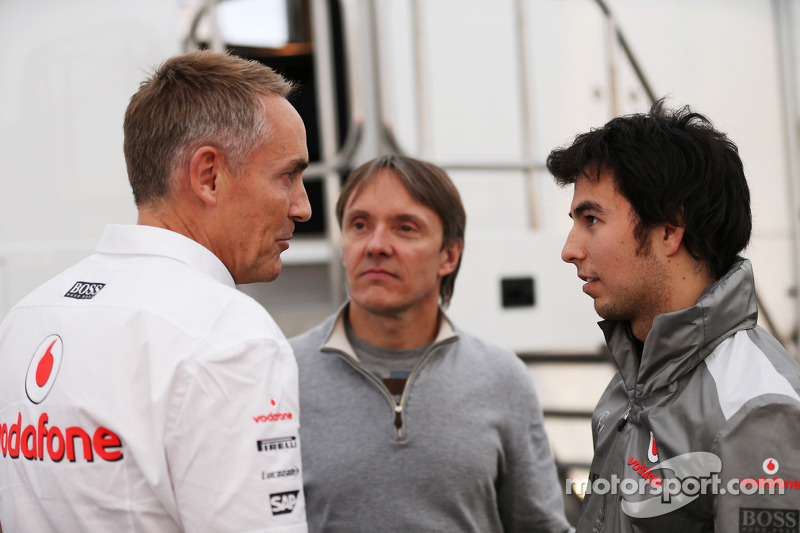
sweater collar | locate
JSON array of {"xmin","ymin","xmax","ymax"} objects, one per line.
[
  {"xmin": 600, "ymin": 257, "xmax": 758, "ymax": 395},
  {"xmin": 321, "ymin": 302, "xmax": 458, "ymax": 361}
]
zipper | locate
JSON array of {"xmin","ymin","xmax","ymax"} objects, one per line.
[
  {"xmin": 331, "ymin": 351, "xmax": 400, "ymax": 432},
  {"xmin": 394, "ymin": 405, "xmax": 403, "ymax": 438},
  {"xmin": 617, "ymin": 405, "xmax": 632, "ymax": 431},
  {"xmin": 328, "ymin": 335, "xmax": 457, "ymax": 440},
  {"xmin": 393, "ymin": 336, "xmax": 457, "ymax": 439}
]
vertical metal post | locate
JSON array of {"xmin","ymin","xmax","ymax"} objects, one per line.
[
  {"xmin": 605, "ymin": 16, "xmax": 620, "ymax": 117},
  {"xmin": 513, "ymin": 0, "xmax": 539, "ymax": 229},
  {"xmin": 772, "ymin": 0, "xmax": 800, "ymax": 358},
  {"xmin": 410, "ymin": 0, "xmax": 430, "ymax": 158},
  {"xmin": 311, "ymin": 0, "xmax": 345, "ymax": 305},
  {"xmin": 206, "ymin": 0, "xmax": 226, "ymax": 52}
]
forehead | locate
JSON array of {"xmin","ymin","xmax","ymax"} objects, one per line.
[
  {"xmin": 344, "ymin": 170, "xmax": 440, "ymax": 221},
  {"xmin": 570, "ymin": 170, "xmax": 633, "ymax": 215},
  {"xmin": 262, "ymin": 96, "xmax": 307, "ymax": 148}
]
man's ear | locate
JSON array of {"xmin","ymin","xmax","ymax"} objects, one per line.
[
  {"xmin": 188, "ymin": 146, "xmax": 225, "ymax": 206},
  {"xmin": 438, "ymin": 239, "xmax": 463, "ymax": 277},
  {"xmin": 660, "ymin": 222, "xmax": 686, "ymax": 256}
]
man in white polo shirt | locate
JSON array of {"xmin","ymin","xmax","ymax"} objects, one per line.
[{"xmin": 0, "ymin": 51, "xmax": 311, "ymax": 532}]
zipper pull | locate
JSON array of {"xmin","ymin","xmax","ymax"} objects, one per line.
[
  {"xmin": 617, "ymin": 406, "xmax": 631, "ymax": 431},
  {"xmin": 394, "ymin": 405, "xmax": 403, "ymax": 438}
]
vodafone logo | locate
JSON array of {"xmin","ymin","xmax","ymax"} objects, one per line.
[
  {"xmin": 25, "ymin": 335, "xmax": 63, "ymax": 404},
  {"xmin": 763, "ymin": 457, "xmax": 780, "ymax": 475},
  {"xmin": 647, "ymin": 431, "xmax": 659, "ymax": 463}
]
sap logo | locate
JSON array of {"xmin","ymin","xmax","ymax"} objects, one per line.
[
  {"xmin": 64, "ymin": 281, "xmax": 106, "ymax": 300},
  {"xmin": 740, "ymin": 508, "xmax": 799, "ymax": 532},
  {"xmin": 270, "ymin": 490, "xmax": 299, "ymax": 515}
]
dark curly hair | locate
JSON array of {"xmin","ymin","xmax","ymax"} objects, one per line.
[{"xmin": 547, "ymin": 100, "xmax": 751, "ymax": 279}]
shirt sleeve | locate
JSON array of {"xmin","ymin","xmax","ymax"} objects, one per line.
[
  {"xmin": 495, "ymin": 364, "xmax": 574, "ymax": 533},
  {"xmin": 164, "ymin": 335, "xmax": 308, "ymax": 533},
  {"xmin": 712, "ymin": 396, "xmax": 800, "ymax": 531}
]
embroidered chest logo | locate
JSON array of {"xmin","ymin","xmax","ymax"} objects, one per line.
[
  {"xmin": 596, "ymin": 410, "xmax": 610, "ymax": 433},
  {"xmin": 648, "ymin": 431, "xmax": 659, "ymax": 463},
  {"xmin": 763, "ymin": 457, "xmax": 780, "ymax": 476}
]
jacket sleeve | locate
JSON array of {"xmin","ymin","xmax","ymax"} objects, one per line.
[
  {"xmin": 495, "ymin": 361, "xmax": 574, "ymax": 533},
  {"xmin": 164, "ymin": 336, "xmax": 308, "ymax": 533},
  {"xmin": 712, "ymin": 396, "xmax": 800, "ymax": 531}
]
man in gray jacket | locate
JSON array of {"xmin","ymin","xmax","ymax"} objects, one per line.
[
  {"xmin": 548, "ymin": 100, "xmax": 800, "ymax": 530},
  {"xmin": 291, "ymin": 155, "xmax": 572, "ymax": 532}
]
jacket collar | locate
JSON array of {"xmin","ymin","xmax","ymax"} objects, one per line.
[
  {"xmin": 320, "ymin": 302, "xmax": 458, "ymax": 361},
  {"xmin": 600, "ymin": 257, "xmax": 758, "ymax": 395}
]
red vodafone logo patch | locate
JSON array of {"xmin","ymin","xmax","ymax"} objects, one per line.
[
  {"xmin": 25, "ymin": 335, "xmax": 63, "ymax": 404},
  {"xmin": 763, "ymin": 457, "xmax": 780, "ymax": 475}
]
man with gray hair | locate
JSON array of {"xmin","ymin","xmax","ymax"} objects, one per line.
[{"xmin": 0, "ymin": 51, "xmax": 310, "ymax": 532}]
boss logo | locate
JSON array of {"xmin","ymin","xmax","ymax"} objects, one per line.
[
  {"xmin": 740, "ymin": 508, "xmax": 799, "ymax": 532},
  {"xmin": 64, "ymin": 281, "xmax": 106, "ymax": 300},
  {"xmin": 269, "ymin": 490, "xmax": 299, "ymax": 515}
]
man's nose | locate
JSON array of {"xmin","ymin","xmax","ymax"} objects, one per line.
[
  {"xmin": 561, "ymin": 227, "xmax": 584, "ymax": 264},
  {"xmin": 365, "ymin": 226, "xmax": 392, "ymax": 256},
  {"xmin": 289, "ymin": 180, "xmax": 312, "ymax": 222}
]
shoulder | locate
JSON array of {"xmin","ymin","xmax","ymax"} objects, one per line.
[
  {"xmin": 289, "ymin": 313, "xmax": 338, "ymax": 361},
  {"xmin": 12, "ymin": 251, "xmax": 284, "ymax": 350},
  {"xmin": 451, "ymin": 328, "xmax": 527, "ymax": 371},
  {"xmin": 703, "ymin": 328, "xmax": 800, "ymax": 423},
  {"xmin": 447, "ymin": 328, "xmax": 537, "ymax": 396}
]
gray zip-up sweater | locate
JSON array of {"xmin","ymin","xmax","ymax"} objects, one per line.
[
  {"xmin": 577, "ymin": 258, "xmax": 800, "ymax": 531},
  {"xmin": 291, "ymin": 306, "xmax": 572, "ymax": 532}
]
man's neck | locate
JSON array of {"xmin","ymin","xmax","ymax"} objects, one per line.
[
  {"xmin": 632, "ymin": 264, "xmax": 717, "ymax": 342},
  {"xmin": 137, "ymin": 202, "xmax": 211, "ymax": 249},
  {"xmin": 347, "ymin": 302, "xmax": 442, "ymax": 350}
]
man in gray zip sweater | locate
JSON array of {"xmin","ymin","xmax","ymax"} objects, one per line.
[
  {"xmin": 290, "ymin": 155, "xmax": 572, "ymax": 532},
  {"xmin": 548, "ymin": 100, "xmax": 800, "ymax": 530}
]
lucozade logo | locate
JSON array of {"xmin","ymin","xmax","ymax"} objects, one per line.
[{"xmin": 25, "ymin": 335, "xmax": 63, "ymax": 404}]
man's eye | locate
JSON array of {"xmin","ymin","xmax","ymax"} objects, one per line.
[
  {"xmin": 352, "ymin": 221, "xmax": 365, "ymax": 230},
  {"xmin": 587, "ymin": 216, "xmax": 599, "ymax": 226},
  {"xmin": 399, "ymin": 224, "xmax": 414, "ymax": 232}
]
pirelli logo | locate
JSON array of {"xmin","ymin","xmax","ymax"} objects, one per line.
[
  {"xmin": 256, "ymin": 436, "xmax": 297, "ymax": 452},
  {"xmin": 64, "ymin": 281, "xmax": 106, "ymax": 300}
]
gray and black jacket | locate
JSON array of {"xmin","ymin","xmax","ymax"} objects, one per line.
[{"xmin": 577, "ymin": 258, "xmax": 800, "ymax": 531}]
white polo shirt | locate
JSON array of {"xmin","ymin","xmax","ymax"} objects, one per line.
[{"xmin": 0, "ymin": 225, "xmax": 306, "ymax": 532}]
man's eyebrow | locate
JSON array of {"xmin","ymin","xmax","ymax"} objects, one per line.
[
  {"xmin": 290, "ymin": 158, "xmax": 309, "ymax": 171},
  {"xmin": 569, "ymin": 200, "xmax": 605, "ymax": 219},
  {"xmin": 343, "ymin": 208, "xmax": 369, "ymax": 220},
  {"xmin": 395, "ymin": 213, "xmax": 425, "ymax": 225}
]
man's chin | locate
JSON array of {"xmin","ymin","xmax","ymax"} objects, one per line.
[
  {"xmin": 233, "ymin": 260, "xmax": 281, "ymax": 285},
  {"xmin": 351, "ymin": 295, "xmax": 405, "ymax": 318}
]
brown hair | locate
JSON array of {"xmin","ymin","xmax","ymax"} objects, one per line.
[
  {"xmin": 336, "ymin": 155, "xmax": 466, "ymax": 307},
  {"xmin": 123, "ymin": 50, "xmax": 295, "ymax": 206}
]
